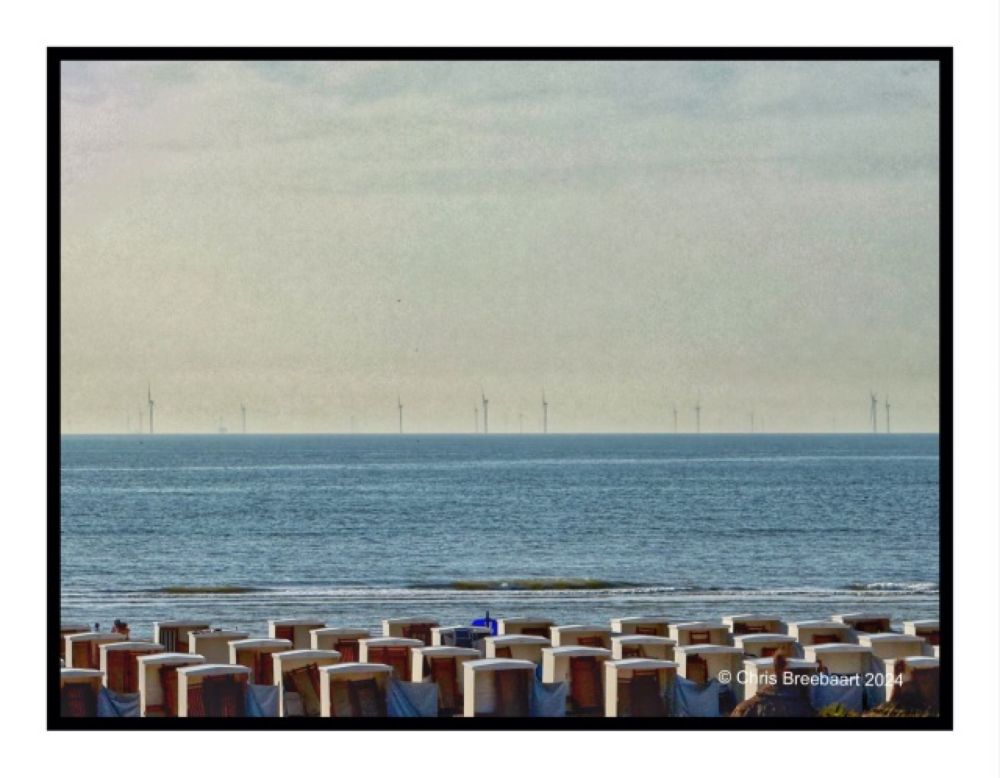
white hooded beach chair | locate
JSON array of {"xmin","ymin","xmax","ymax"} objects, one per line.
[
  {"xmin": 462, "ymin": 659, "xmax": 535, "ymax": 717},
  {"xmin": 788, "ymin": 620, "xmax": 854, "ymax": 647},
  {"xmin": 611, "ymin": 634, "xmax": 676, "ymax": 661},
  {"xmin": 153, "ymin": 621, "xmax": 211, "ymax": 653},
  {"xmin": 903, "ymin": 620, "xmax": 940, "ymax": 649},
  {"xmin": 381, "ymin": 617, "xmax": 438, "ymax": 644},
  {"xmin": 884, "ymin": 656, "xmax": 939, "ymax": 704},
  {"xmin": 411, "ymin": 646, "xmax": 481, "ymax": 716},
  {"xmin": 99, "ymin": 641, "xmax": 165, "ymax": 693},
  {"xmin": 137, "ymin": 652, "xmax": 206, "ymax": 717},
  {"xmin": 228, "ymin": 638, "xmax": 292, "ymax": 684},
  {"xmin": 669, "ymin": 621, "xmax": 730, "ymax": 647},
  {"xmin": 272, "ymin": 649, "xmax": 341, "ymax": 717},
  {"xmin": 60, "ymin": 624, "xmax": 90, "ymax": 663},
  {"xmin": 65, "ymin": 632, "xmax": 127, "ymax": 669},
  {"xmin": 604, "ymin": 658, "xmax": 677, "ymax": 717},
  {"xmin": 832, "ymin": 612, "xmax": 892, "ymax": 634},
  {"xmin": 674, "ymin": 645, "xmax": 743, "ymax": 687},
  {"xmin": 733, "ymin": 633, "xmax": 798, "ymax": 658},
  {"xmin": 319, "ymin": 663, "xmax": 392, "ymax": 717},
  {"xmin": 359, "ymin": 637, "xmax": 423, "ymax": 681},
  {"xmin": 177, "ymin": 664, "xmax": 250, "ymax": 717},
  {"xmin": 550, "ymin": 624, "xmax": 612, "ymax": 649},
  {"xmin": 188, "ymin": 630, "xmax": 249, "ymax": 664},
  {"xmin": 723, "ymin": 614, "xmax": 786, "ymax": 636},
  {"xmin": 60, "ymin": 668, "xmax": 105, "ymax": 717},
  {"xmin": 310, "ymin": 627, "xmax": 370, "ymax": 661},
  {"xmin": 609, "ymin": 617, "xmax": 671, "ymax": 637},
  {"xmin": 541, "ymin": 646, "xmax": 612, "ymax": 715},
  {"xmin": 858, "ymin": 633, "xmax": 926, "ymax": 661},
  {"xmin": 485, "ymin": 634, "xmax": 550, "ymax": 663},
  {"xmin": 496, "ymin": 616, "xmax": 554, "ymax": 637},
  {"xmin": 268, "ymin": 619, "xmax": 325, "ymax": 650}
]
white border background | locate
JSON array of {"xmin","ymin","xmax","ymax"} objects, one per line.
[{"xmin": 1, "ymin": 1, "xmax": 996, "ymax": 774}]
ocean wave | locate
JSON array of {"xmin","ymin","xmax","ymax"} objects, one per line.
[{"xmin": 845, "ymin": 581, "xmax": 938, "ymax": 593}]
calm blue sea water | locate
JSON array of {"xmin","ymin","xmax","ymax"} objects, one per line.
[{"xmin": 60, "ymin": 434, "xmax": 940, "ymax": 637}]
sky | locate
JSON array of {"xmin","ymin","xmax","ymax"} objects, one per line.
[{"xmin": 60, "ymin": 60, "xmax": 940, "ymax": 434}]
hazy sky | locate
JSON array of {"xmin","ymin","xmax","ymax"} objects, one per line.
[{"xmin": 60, "ymin": 60, "xmax": 940, "ymax": 434}]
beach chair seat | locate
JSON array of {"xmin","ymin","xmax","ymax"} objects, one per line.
[
  {"xmin": 368, "ymin": 646, "xmax": 411, "ymax": 680},
  {"xmin": 569, "ymin": 656, "xmax": 602, "ymax": 714},
  {"xmin": 686, "ymin": 654, "xmax": 709, "ymax": 685},
  {"xmin": 61, "ymin": 682, "xmax": 98, "ymax": 717},
  {"xmin": 625, "ymin": 670, "xmax": 667, "ymax": 717},
  {"xmin": 348, "ymin": 678, "xmax": 386, "ymax": 717},
  {"xmin": 401, "ymin": 623, "xmax": 433, "ymax": 644},
  {"xmin": 493, "ymin": 669, "xmax": 530, "ymax": 717},
  {"xmin": 811, "ymin": 633, "xmax": 842, "ymax": 646},
  {"xmin": 521, "ymin": 626, "xmax": 550, "ymax": 638},
  {"xmin": 337, "ymin": 640, "xmax": 360, "ymax": 662},
  {"xmin": 429, "ymin": 656, "xmax": 460, "ymax": 715},
  {"xmin": 284, "ymin": 663, "xmax": 322, "ymax": 717},
  {"xmin": 188, "ymin": 673, "xmax": 246, "ymax": 718}
]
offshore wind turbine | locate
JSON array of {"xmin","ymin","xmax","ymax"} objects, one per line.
[
  {"xmin": 542, "ymin": 390, "xmax": 549, "ymax": 434},
  {"xmin": 870, "ymin": 392, "xmax": 878, "ymax": 434},
  {"xmin": 885, "ymin": 396, "xmax": 891, "ymax": 434},
  {"xmin": 672, "ymin": 404, "xmax": 678, "ymax": 434},
  {"xmin": 481, "ymin": 389, "xmax": 489, "ymax": 435},
  {"xmin": 397, "ymin": 395, "xmax": 404, "ymax": 434},
  {"xmin": 474, "ymin": 405, "xmax": 479, "ymax": 434},
  {"xmin": 147, "ymin": 383, "xmax": 155, "ymax": 435},
  {"xmin": 694, "ymin": 396, "xmax": 702, "ymax": 434},
  {"xmin": 241, "ymin": 403, "xmax": 247, "ymax": 434}
]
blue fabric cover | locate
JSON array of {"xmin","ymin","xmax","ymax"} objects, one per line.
[
  {"xmin": 530, "ymin": 677, "xmax": 568, "ymax": 717},
  {"xmin": 672, "ymin": 677, "xmax": 722, "ymax": 717},
  {"xmin": 246, "ymin": 683, "xmax": 280, "ymax": 717},
  {"xmin": 387, "ymin": 679, "xmax": 439, "ymax": 717},
  {"xmin": 809, "ymin": 676, "xmax": 864, "ymax": 713},
  {"xmin": 96, "ymin": 688, "xmax": 140, "ymax": 717}
]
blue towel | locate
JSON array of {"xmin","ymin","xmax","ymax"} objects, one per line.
[
  {"xmin": 530, "ymin": 677, "xmax": 568, "ymax": 717},
  {"xmin": 387, "ymin": 680, "xmax": 439, "ymax": 717},
  {"xmin": 96, "ymin": 688, "xmax": 140, "ymax": 717}
]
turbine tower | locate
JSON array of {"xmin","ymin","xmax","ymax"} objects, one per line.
[
  {"xmin": 542, "ymin": 390, "xmax": 549, "ymax": 434},
  {"xmin": 241, "ymin": 403, "xmax": 247, "ymax": 434},
  {"xmin": 138, "ymin": 408, "xmax": 144, "ymax": 435},
  {"xmin": 481, "ymin": 390, "xmax": 489, "ymax": 435},
  {"xmin": 870, "ymin": 392, "xmax": 878, "ymax": 434},
  {"xmin": 672, "ymin": 404, "xmax": 678, "ymax": 434},
  {"xmin": 474, "ymin": 406, "xmax": 479, "ymax": 434},
  {"xmin": 694, "ymin": 396, "xmax": 701, "ymax": 434},
  {"xmin": 397, "ymin": 395, "xmax": 404, "ymax": 434},
  {"xmin": 147, "ymin": 384, "xmax": 155, "ymax": 435},
  {"xmin": 885, "ymin": 396, "xmax": 891, "ymax": 434}
]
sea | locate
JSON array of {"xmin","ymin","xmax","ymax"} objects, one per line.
[{"xmin": 60, "ymin": 433, "xmax": 940, "ymax": 637}]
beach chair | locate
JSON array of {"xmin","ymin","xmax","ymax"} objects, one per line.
[
  {"xmin": 360, "ymin": 637, "xmax": 422, "ymax": 681},
  {"xmin": 832, "ymin": 612, "xmax": 892, "ymax": 635},
  {"xmin": 611, "ymin": 635, "xmax": 676, "ymax": 661},
  {"xmin": 272, "ymin": 649, "xmax": 341, "ymax": 717},
  {"xmin": 382, "ymin": 617, "xmax": 438, "ymax": 644},
  {"xmin": 153, "ymin": 621, "xmax": 211, "ymax": 653},
  {"xmin": 742, "ymin": 657, "xmax": 819, "ymax": 699},
  {"xmin": 463, "ymin": 659, "xmax": 535, "ymax": 717},
  {"xmin": 733, "ymin": 634, "xmax": 798, "ymax": 658},
  {"xmin": 723, "ymin": 614, "xmax": 786, "ymax": 636},
  {"xmin": 541, "ymin": 646, "xmax": 612, "ymax": 715},
  {"xmin": 59, "ymin": 624, "xmax": 90, "ymax": 663},
  {"xmin": 858, "ymin": 633, "xmax": 926, "ymax": 661},
  {"xmin": 903, "ymin": 620, "xmax": 940, "ymax": 647},
  {"xmin": 228, "ymin": 638, "xmax": 292, "ymax": 684},
  {"xmin": 177, "ymin": 664, "xmax": 250, "ymax": 717},
  {"xmin": 431, "ymin": 625, "xmax": 492, "ymax": 648},
  {"xmin": 496, "ymin": 617, "xmax": 554, "ymax": 637},
  {"xmin": 411, "ymin": 646, "xmax": 481, "ymax": 716},
  {"xmin": 188, "ymin": 630, "xmax": 249, "ymax": 664},
  {"xmin": 884, "ymin": 656, "xmax": 939, "ymax": 707},
  {"xmin": 674, "ymin": 645, "xmax": 744, "ymax": 698},
  {"xmin": 610, "ymin": 616, "xmax": 671, "ymax": 637},
  {"xmin": 310, "ymin": 627, "xmax": 370, "ymax": 660},
  {"xmin": 788, "ymin": 620, "xmax": 854, "ymax": 647},
  {"xmin": 319, "ymin": 663, "xmax": 392, "ymax": 717},
  {"xmin": 100, "ymin": 641, "xmax": 165, "ymax": 694},
  {"xmin": 803, "ymin": 644, "xmax": 874, "ymax": 676},
  {"xmin": 137, "ymin": 652, "xmax": 206, "ymax": 716},
  {"xmin": 65, "ymin": 632, "xmax": 128, "ymax": 669},
  {"xmin": 550, "ymin": 625, "xmax": 612, "ymax": 649},
  {"xmin": 669, "ymin": 621, "xmax": 731, "ymax": 647},
  {"xmin": 268, "ymin": 619, "xmax": 325, "ymax": 650},
  {"xmin": 485, "ymin": 634, "xmax": 550, "ymax": 664},
  {"xmin": 60, "ymin": 669, "xmax": 104, "ymax": 717},
  {"xmin": 604, "ymin": 658, "xmax": 677, "ymax": 717}
]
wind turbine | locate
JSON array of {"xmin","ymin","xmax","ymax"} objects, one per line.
[
  {"xmin": 147, "ymin": 384, "xmax": 155, "ymax": 435},
  {"xmin": 672, "ymin": 404, "xmax": 678, "ymax": 433},
  {"xmin": 474, "ymin": 405, "xmax": 479, "ymax": 434},
  {"xmin": 481, "ymin": 389, "xmax": 489, "ymax": 435},
  {"xmin": 241, "ymin": 403, "xmax": 247, "ymax": 434},
  {"xmin": 694, "ymin": 395, "xmax": 702, "ymax": 434},
  {"xmin": 870, "ymin": 392, "xmax": 878, "ymax": 434},
  {"xmin": 885, "ymin": 396, "xmax": 891, "ymax": 434},
  {"xmin": 542, "ymin": 390, "xmax": 549, "ymax": 434},
  {"xmin": 397, "ymin": 395, "xmax": 404, "ymax": 434}
]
